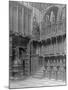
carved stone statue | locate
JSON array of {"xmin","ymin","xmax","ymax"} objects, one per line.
[
  {"xmin": 32, "ymin": 16, "xmax": 40, "ymax": 40},
  {"xmin": 50, "ymin": 11, "xmax": 55, "ymax": 24}
]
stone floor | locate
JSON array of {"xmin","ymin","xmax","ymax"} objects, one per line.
[
  {"xmin": 10, "ymin": 66, "xmax": 66, "ymax": 89},
  {"xmin": 10, "ymin": 76, "xmax": 66, "ymax": 89}
]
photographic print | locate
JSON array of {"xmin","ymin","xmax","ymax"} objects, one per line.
[{"xmin": 9, "ymin": 1, "xmax": 66, "ymax": 89}]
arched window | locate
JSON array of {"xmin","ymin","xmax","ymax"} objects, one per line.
[{"xmin": 62, "ymin": 7, "xmax": 66, "ymax": 21}]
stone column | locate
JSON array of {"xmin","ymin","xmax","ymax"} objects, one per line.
[
  {"xmin": 28, "ymin": 12, "xmax": 31, "ymax": 35},
  {"xmin": 18, "ymin": 6, "xmax": 22, "ymax": 33},
  {"xmin": 24, "ymin": 8, "xmax": 28, "ymax": 35},
  {"xmin": 55, "ymin": 37, "xmax": 58, "ymax": 54},
  {"xmin": 12, "ymin": 6, "xmax": 18, "ymax": 33},
  {"xmin": 18, "ymin": 6, "xmax": 24, "ymax": 34},
  {"xmin": 21, "ymin": 7, "xmax": 24, "ymax": 34},
  {"xmin": 9, "ymin": 5, "xmax": 12, "ymax": 31}
]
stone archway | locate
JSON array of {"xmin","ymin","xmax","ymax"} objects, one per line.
[{"xmin": 42, "ymin": 6, "xmax": 59, "ymax": 23}]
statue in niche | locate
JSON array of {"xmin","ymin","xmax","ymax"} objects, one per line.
[
  {"xmin": 61, "ymin": 7, "xmax": 66, "ymax": 24},
  {"xmin": 45, "ymin": 15, "xmax": 50, "ymax": 25},
  {"xmin": 50, "ymin": 11, "xmax": 55, "ymax": 24},
  {"xmin": 32, "ymin": 16, "xmax": 40, "ymax": 40}
]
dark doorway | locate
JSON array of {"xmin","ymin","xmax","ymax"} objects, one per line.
[
  {"xmin": 23, "ymin": 60, "xmax": 25, "ymax": 75},
  {"xmin": 19, "ymin": 47, "xmax": 26, "ymax": 58}
]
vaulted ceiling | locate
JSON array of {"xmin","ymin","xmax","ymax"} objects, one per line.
[{"xmin": 28, "ymin": 2, "xmax": 53, "ymax": 12}]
